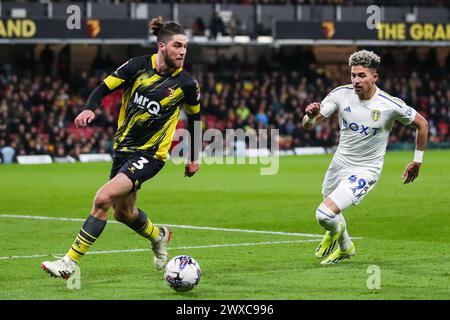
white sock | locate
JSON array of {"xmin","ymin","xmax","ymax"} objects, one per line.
[
  {"xmin": 337, "ymin": 213, "xmax": 352, "ymax": 251},
  {"xmin": 316, "ymin": 203, "xmax": 341, "ymax": 236}
]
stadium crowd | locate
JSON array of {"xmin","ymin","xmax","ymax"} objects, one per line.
[{"xmin": 1, "ymin": 47, "xmax": 449, "ymax": 163}]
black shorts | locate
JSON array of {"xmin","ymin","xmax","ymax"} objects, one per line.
[{"xmin": 110, "ymin": 151, "xmax": 165, "ymax": 191}]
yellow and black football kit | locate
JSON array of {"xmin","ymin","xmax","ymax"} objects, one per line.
[{"xmin": 85, "ymin": 53, "xmax": 201, "ymax": 190}]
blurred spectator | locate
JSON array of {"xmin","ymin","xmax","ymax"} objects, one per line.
[
  {"xmin": 91, "ymin": 48, "xmax": 107, "ymax": 75},
  {"xmin": 209, "ymin": 12, "xmax": 226, "ymax": 38},
  {"xmin": 229, "ymin": 19, "xmax": 247, "ymax": 37},
  {"xmin": 0, "ymin": 141, "xmax": 16, "ymax": 164},
  {"xmin": 192, "ymin": 17, "xmax": 207, "ymax": 36},
  {"xmin": 40, "ymin": 45, "xmax": 55, "ymax": 75},
  {"xmin": 58, "ymin": 45, "xmax": 71, "ymax": 82}
]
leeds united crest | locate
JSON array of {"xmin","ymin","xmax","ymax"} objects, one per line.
[{"xmin": 371, "ymin": 110, "xmax": 381, "ymax": 121}]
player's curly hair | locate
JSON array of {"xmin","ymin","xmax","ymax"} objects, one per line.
[
  {"xmin": 149, "ymin": 16, "xmax": 186, "ymax": 44},
  {"xmin": 348, "ymin": 50, "xmax": 381, "ymax": 71}
]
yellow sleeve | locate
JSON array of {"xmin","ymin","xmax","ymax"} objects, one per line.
[
  {"xmin": 184, "ymin": 103, "xmax": 200, "ymax": 115},
  {"xmin": 103, "ymin": 75, "xmax": 125, "ymax": 91}
]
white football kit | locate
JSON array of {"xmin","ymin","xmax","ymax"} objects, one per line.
[{"xmin": 320, "ymin": 85, "xmax": 417, "ymax": 210}]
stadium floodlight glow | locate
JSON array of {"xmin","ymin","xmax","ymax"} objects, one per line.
[
  {"xmin": 216, "ymin": 34, "xmax": 233, "ymax": 43},
  {"xmin": 234, "ymin": 36, "xmax": 251, "ymax": 43},
  {"xmin": 257, "ymin": 36, "xmax": 273, "ymax": 44},
  {"xmin": 192, "ymin": 36, "xmax": 209, "ymax": 43},
  {"xmin": 11, "ymin": 8, "xmax": 27, "ymax": 18},
  {"xmin": 406, "ymin": 12, "xmax": 417, "ymax": 23}
]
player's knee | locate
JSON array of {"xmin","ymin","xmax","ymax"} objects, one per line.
[
  {"xmin": 315, "ymin": 203, "xmax": 337, "ymax": 227},
  {"xmin": 94, "ymin": 192, "xmax": 113, "ymax": 210}
]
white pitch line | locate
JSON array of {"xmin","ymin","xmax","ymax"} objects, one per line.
[
  {"xmin": 162, "ymin": 224, "xmax": 326, "ymax": 238},
  {"xmin": 0, "ymin": 214, "xmax": 358, "ymax": 239},
  {"xmin": 0, "ymin": 214, "xmax": 92, "ymax": 223},
  {"xmin": 0, "ymin": 239, "xmax": 317, "ymax": 261}
]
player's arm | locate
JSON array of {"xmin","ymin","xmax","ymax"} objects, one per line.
[
  {"xmin": 74, "ymin": 83, "xmax": 113, "ymax": 127},
  {"xmin": 303, "ymin": 88, "xmax": 339, "ymax": 129},
  {"xmin": 185, "ymin": 111, "xmax": 201, "ymax": 177},
  {"xmin": 302, "ymin": 102, "xmax": 327, "ymax": 129},
  {"xmin": 402, "ymin": 112, "xmax": 428, "ymax": 184},
  {"xmin": 75, "ymin": 57, "xmax": 142, "ymax": 128},
  {"xmin": 184, "ymin": 79, "xmax": 201, "ymax": 177}
]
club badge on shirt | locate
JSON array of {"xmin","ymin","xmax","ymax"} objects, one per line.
[{"xmin": 371, "ymin": 110, "xmax": 381, "ymax": 121}]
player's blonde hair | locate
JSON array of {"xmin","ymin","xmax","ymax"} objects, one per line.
[{"xmin": 348, "ymin": 50, "xmax": 381, "ymax": 70}]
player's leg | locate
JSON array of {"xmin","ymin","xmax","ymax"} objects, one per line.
[
  {"xmin": 317, "ymin": 196, "xmax": 355, "ymax": 264},
  {"xmin": 66, "ymin": 173, "xmax": 133, "ymax": 262},
  {"xmin": 315, "ymin": 163, "xmax": 344, "ymax": 258},
  {"xmin": 314, "ymin": 198, "xmax": 347, "ymax": 258},
  {"xmin": 41, "ymin": 173, "xmax": 133, "ymax": 278},
  {"xmin": 112, "ymin": 154, "xmax": 169, "ymax": 269},
  {"xmin": 319, "ymin": 172, "xmax": 377, "ymax": 264},
  {"xmin": 113, "ymin": 194, "xmax": 161, "ymax": 244},
  {"xmin": 113, "ymin": 195, "xmax": 171, "ymax": 270}
]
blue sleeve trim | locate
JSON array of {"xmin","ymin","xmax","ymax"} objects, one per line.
[
  {"xmin": 330, "ymin": 86, "xmax": 353, "ymax": 94},
  {"xmin": 379, "ymin": 94, "xmax": 403, "ymax": 109}
]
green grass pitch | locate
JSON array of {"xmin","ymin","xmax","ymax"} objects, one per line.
[{"xmin": 0, "ymin": 150, "xmax": 449, "ymax": 299}]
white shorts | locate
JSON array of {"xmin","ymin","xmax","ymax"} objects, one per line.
[{"xmin": 322, "ymin": 161, "xmax": 379, "ymax": 211}]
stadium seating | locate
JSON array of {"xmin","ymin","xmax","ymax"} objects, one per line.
[{"xmin": 0, "ymin": 47, "xmax": 449, "ymax": 162}]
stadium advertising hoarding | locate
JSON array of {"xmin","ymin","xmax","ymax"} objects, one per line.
[
  {"xmin": 0, "ymin": 19, "xmax": 148, "ymax": 41},
  {"xmin": 1, "ymin": 18, "xmax": 450, "ymax": 45},
  {"xmin": 276, "ymin": 21, "xmax": 450, "ymax": 43}
]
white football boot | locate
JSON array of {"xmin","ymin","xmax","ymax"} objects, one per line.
[
  {"xmin": 151, "ymin": 226, "xmax": 172, "ymax": 270},
  {"xmin": 41, "ymin": 255, "xmax": 77, "ymax": 279}
]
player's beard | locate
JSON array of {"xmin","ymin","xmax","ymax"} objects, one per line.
[{"xmin": 163, "ymin": 51, "xmax": 179, "ymax": 70}]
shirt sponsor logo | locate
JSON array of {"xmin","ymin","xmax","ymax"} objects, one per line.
[
  {"xmin": 133, "ymin": 92, "xmax": 161, "ymax": 116},
  {"xmin": 343, "ymin": 119, "xmax": 381, "ymax": 136}
]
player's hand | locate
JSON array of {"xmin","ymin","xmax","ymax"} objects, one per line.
[
  {"xmin": 74, "ymin": 110, "xmax": 96, "ymax": 128},
  {"xmin": 402, "ymin": 161, "xmax": 421, "ymax": 184},
  {"xmin": 185, "ymin": 161, "xmax": 199, "ymax": 177},
  {"xmin": 305, "ymin": 102, "xmax": 321, "ymax": 118}
]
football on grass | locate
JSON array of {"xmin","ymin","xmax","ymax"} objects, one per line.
[{"xmin": 164, "ymin": 255, "xmax": 201, "ymax": 292}]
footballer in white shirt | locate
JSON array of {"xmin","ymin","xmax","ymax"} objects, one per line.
[{"xmin": 302, "ymin": 50, "xmax": 428, "ymax": 264}]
